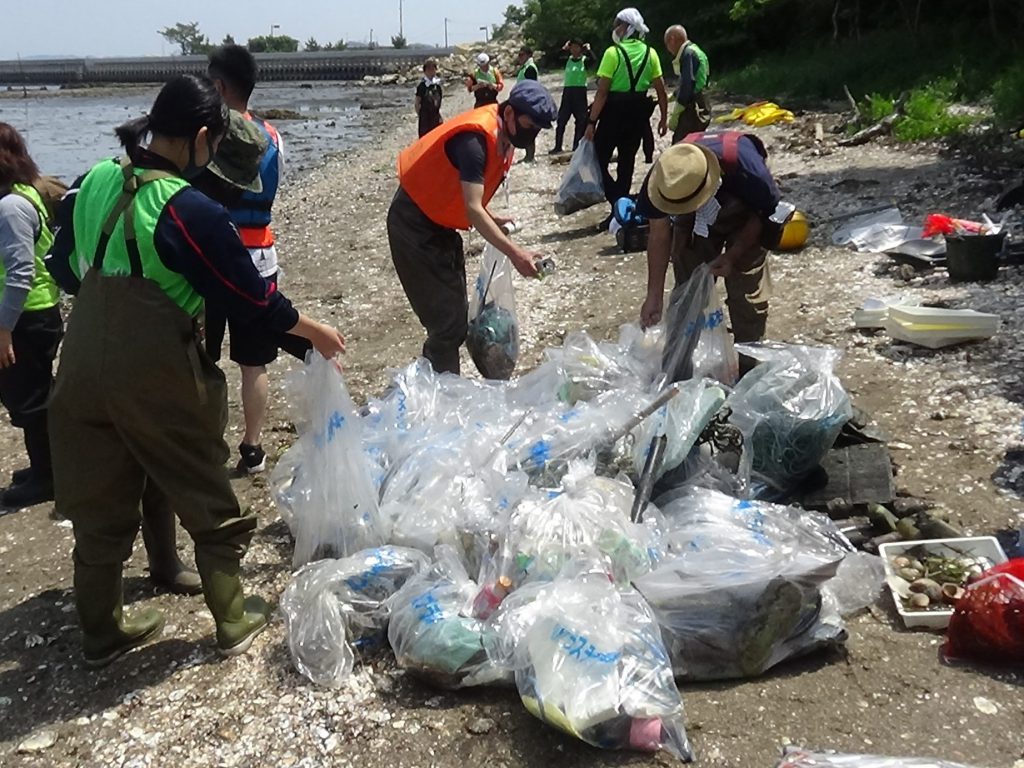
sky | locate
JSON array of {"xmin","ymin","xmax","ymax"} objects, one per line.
[{"xmin": 0, "ymin": 0, "xmax": 519, "ymax": 58}]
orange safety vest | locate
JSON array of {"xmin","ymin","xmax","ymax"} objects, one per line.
[{"xmin": 397, "ymin": 105, "xmax": 513, "ymax": 230}]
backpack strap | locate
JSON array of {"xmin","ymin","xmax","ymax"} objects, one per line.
[{"xmin": 1, "ymin": 186, "xmax": 45, "ymax": 244}]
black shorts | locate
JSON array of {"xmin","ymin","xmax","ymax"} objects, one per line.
[{"xmin": 204, "ymin": 272, "xmax": 312, "ymax": 367}]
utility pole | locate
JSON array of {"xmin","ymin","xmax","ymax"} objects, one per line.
[
  {"xmin": 444, "ymin": 17, "xmax": 450, "ymax": 48},
  {"xmin": 399, "ymin": 0, "xmax": 404, "ymax": 38}
]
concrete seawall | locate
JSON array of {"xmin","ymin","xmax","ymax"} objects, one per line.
[{"xmin": 0, "ymin": 49, "xmax": 452, "ymax": 86}]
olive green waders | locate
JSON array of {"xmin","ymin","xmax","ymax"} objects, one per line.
[{"xmin": 50, "ymin": 160, "xmax": 270, "ymax": 667}]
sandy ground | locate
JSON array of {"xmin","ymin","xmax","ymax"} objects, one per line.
[{"xmin": 1, "ymin": 79, "xmax": 1023, "ymax": 767}]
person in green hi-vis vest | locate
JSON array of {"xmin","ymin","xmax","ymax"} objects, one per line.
[
  {"xmin": 45, "ymin": 75, "xmax": 347, "ymax": 668},
  {"xmin": 0, "ymin": 123, "xmax": 63, "ymax": 511},
  {"xmin": 514, "ymin": 46, "xmax": 541, "ymax": 162},
  {"xmin": 550, "ymin": 38, "xmax": 594, "ymax": 155},
  {"xmin": 665, "ymin": 24, "xmax": 712, "ymax": 142}
]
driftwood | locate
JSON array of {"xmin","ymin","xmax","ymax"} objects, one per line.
[
  {"xmin": 839, "ymin": 92, "xmax": 908, "ymax": 147},
  {"xmin": 843, "ymin": 84, "xmax": 861, "ymax": 121}
]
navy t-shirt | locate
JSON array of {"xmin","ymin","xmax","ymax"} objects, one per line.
[{"xmin": 637, "ymin": 133, "xmax": 780, "ymax": 220}]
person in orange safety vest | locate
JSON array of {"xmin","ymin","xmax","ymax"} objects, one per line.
[{"xmin": 387, "ymin": 80, "xmax": 557, "ymax": 375}]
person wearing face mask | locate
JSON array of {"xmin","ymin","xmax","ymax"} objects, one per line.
[
  {"xmin": 45, "ymin": 74, "xmax": 347, "ymax": 667},
  {"xmin": 635, "ymin": 132, "xmax": 781, "ymax": 350},
  {"xmin": 584, "ymin": 7, "xmax": 669, "ymax": 229},
  {"xmin": 388, "ymin": 79, "xmax": 557, "ymax": 375},
  {"xmin": 664, "ymin": 25, "xmax": 711, "ymax": 143}
]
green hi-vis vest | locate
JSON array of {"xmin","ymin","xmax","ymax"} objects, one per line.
[
  {"xmin": 517, "ymin": 58, "xmax": 538, "ymax": 81},
  {"xmin": 474, "ymin": 67, "xmax": 497, "ymax": 85},
  {"xmin": 564, "ymin": 56, "xmax": 588, "ymax": 88},
  {"xmin": 686, "ymin": 42, "xmax": 710, "ymax": 92},
  {"xmin": 1, "ymin": 183, "xmax": 59, "ymax": 312},
  {"xmin": 72, "ymin": 158, "xmax": 203, "ymax": 317}
]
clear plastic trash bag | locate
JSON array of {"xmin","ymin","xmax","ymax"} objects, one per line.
[
  {"xmin": 634, "ymin": 488, "xmax": 854, "ymax": 680},
  {"xmin": 727, "ymin": 342, "xmax": 853, "ymax": 493},
  {"xmin": 554, "ymin": 140, "xmax": 605, "ymax": 216},
  {"xmin": 468, "ymin": 244, "xmax": 519, "ymax": 380},
  {"xmin": 279, "ymin": 353, "xmax": 388, "ymax": 567},
  {"xmin": 777, "ymin": 747, "xmax": 981, "ymax": 768},
  {"xmin": 279, "ymin": 546, "xmax": 431, "ymax": 688},
  {"xmin": 660, "ymin": 263, "xmax": 739, "ymax": 385},
  {"xmin": 488, "ymin": 572, "xmax": 693, "ymax": 761},
  {"xmin": 386, "ymin": 545, "xmax": 510, "ymax": 689},
  {"xmin": 479, "ymin": 459, "xmax": 657, "ymax": 595}
]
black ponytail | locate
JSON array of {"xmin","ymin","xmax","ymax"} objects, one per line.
[
  {"xmin": 114, "ymin": 114, "xmax": 152, "ymax": 155},
  {"xmin": 115, "ymin": 74, "xmax": 228, "ymax": 155}
]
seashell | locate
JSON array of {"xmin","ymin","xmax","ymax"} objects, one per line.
[
  {"xmin": 909, "ymin": 578, "xmax": 943, "ymax": 602},
  {"xmin": 908, "ymin": 558, "xmax": 925, "ymax": 572},
  {"xmin": 941, "ymin": 583, "xmax": 965, "ymax": 604},
  {"xmin": 892, "ymin": 555, "xmax": 912, "ymax": 569},
  {"xmin": 898, "ymin": 567, "xmax": 922, "ymax": 581},
  {"xmin": 908, "ymin": 593, "xmax": 931, "ymax": 609}
]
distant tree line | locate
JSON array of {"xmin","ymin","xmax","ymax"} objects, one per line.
[{"xmin": 158, "ymin": 22, "xmax": 349, "ymax": 55}]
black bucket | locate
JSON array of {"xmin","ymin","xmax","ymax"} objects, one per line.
[{"xmin": 945, "ymin": 232, "xmax": 1005, "ymax": 281}]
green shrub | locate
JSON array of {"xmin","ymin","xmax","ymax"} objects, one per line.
[{"xmin": 993, "ymin": 62, "xmax": 1024, "ymax": 128}]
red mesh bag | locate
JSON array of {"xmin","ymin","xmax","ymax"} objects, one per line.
[{"xmin": 944, "ymin": 559, "xmax": 1024, "ymax": 664}]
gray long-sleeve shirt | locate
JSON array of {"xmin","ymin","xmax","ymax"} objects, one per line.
[{"xmin": 0, "ymin": 192, "xmax": 40, "ymax": 330}]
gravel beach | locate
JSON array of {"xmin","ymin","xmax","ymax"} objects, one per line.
[{"xmin": 1, "ymin": 77, "xmax": 1023, "ymax": 767}]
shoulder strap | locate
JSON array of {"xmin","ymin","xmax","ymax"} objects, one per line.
[
  {"xmin": 615, "ymin": 42, "xmax": 651, "ymax": 93},
  {"xmin": 93, "ymin": 158, "xmax": 180, "ymax": 276},
  {"xmin": 721, "ymin": 132, "xmax": 740, "ymax": 170}
]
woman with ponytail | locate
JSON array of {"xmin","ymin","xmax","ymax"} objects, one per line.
[{"xmin": 46, "ymin": 74, "xmax": 346, "ymax": 667}]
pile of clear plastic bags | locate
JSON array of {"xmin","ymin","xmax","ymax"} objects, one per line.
[{"xmin": 273, "ymin": 305, "xmax": 879, "ymax": 760}]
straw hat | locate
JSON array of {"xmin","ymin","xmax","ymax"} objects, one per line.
[{"xmin": 646, "ymin": 143, "xmax": 721, "ymax": 215}]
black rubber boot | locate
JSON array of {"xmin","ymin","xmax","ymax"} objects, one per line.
[
  {"xmin": 2, "ymin": 420, "xmax": 54, "ymax": 508},
  {"xmin": 74, "ymin": 553, "xmax": 164, "ymax": 668},
  {"xmin": 141, "ymin": 484, "xmax": 202, "ymax": 596},
  {"xmin": 195, "ymin": 552, "xmax": 270, "ymax": 657}
]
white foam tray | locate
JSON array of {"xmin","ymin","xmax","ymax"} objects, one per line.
[{"xmin": 879, "ymin": 536, "xmax": 1008, "ymax": 630}]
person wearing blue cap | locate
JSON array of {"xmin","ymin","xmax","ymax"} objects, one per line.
[{"xmin": 388, "ymin": 80, "xmax": 557, "ymax": 374}]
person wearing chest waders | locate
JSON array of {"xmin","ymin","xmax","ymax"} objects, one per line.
[
  {"xmin": 45, "ymin": 75, "xmax": 347, "ymax": 667},
  {"xmin": 585, "ymin": 7, "xmax": 669, "ymax": 230},
  {"xmin": 0, "ymin": 123, "xmax": 63, "ymax": 510}
]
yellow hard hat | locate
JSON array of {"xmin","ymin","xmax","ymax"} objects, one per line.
[{"xmin": 778, "ymin": 210, "xmax": 809, "ymax": 251}]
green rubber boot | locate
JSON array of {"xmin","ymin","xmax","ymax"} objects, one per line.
[
  {"xmin": 196, "ymin": 553, "xmax": 270, "ymax": 657},
  {"xmin": 74, "ymin": 554, "xmax": 165, "ymax": 669},
  {"xmin": 141, "ymin": 486, "xmax": 203, "ymax": 596}
]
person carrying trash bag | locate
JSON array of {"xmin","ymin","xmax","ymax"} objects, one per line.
[
  {"xmin": 387, "ymin": 79, "xmax": 556, "ymax": 375},
  {"xmin": 636, "ymin": 131, "xmax": 782, "ymax": 350},
  {"xmin": 44, "ymin": 74, "xmax": 346, "ymax": 667},
  {"xmin": 584, "ymin": 8, "xmax": 669, "ymax": 229}
]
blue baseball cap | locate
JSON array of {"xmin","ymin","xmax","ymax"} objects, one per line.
[{"xmin": 507, "ymin": 80, "xmax": 557, "ymax": 129}]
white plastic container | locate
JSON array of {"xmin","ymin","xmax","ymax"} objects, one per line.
[
  {"xmin": 879, "ymin": 536, "xmax": 1008, "ymax": 630},
  {"xmin": 884, "ymin": 305, "xmax": 999, "ymax": 349}
]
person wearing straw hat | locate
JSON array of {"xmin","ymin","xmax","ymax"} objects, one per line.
[{"xmin": 636, "ymin": 132, "xmax": 780, "ymax": 345}]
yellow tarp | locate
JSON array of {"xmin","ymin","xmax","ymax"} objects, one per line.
[{"xmin": 715, "ymin": 101, "xmax": 795, "ymax": 127}]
